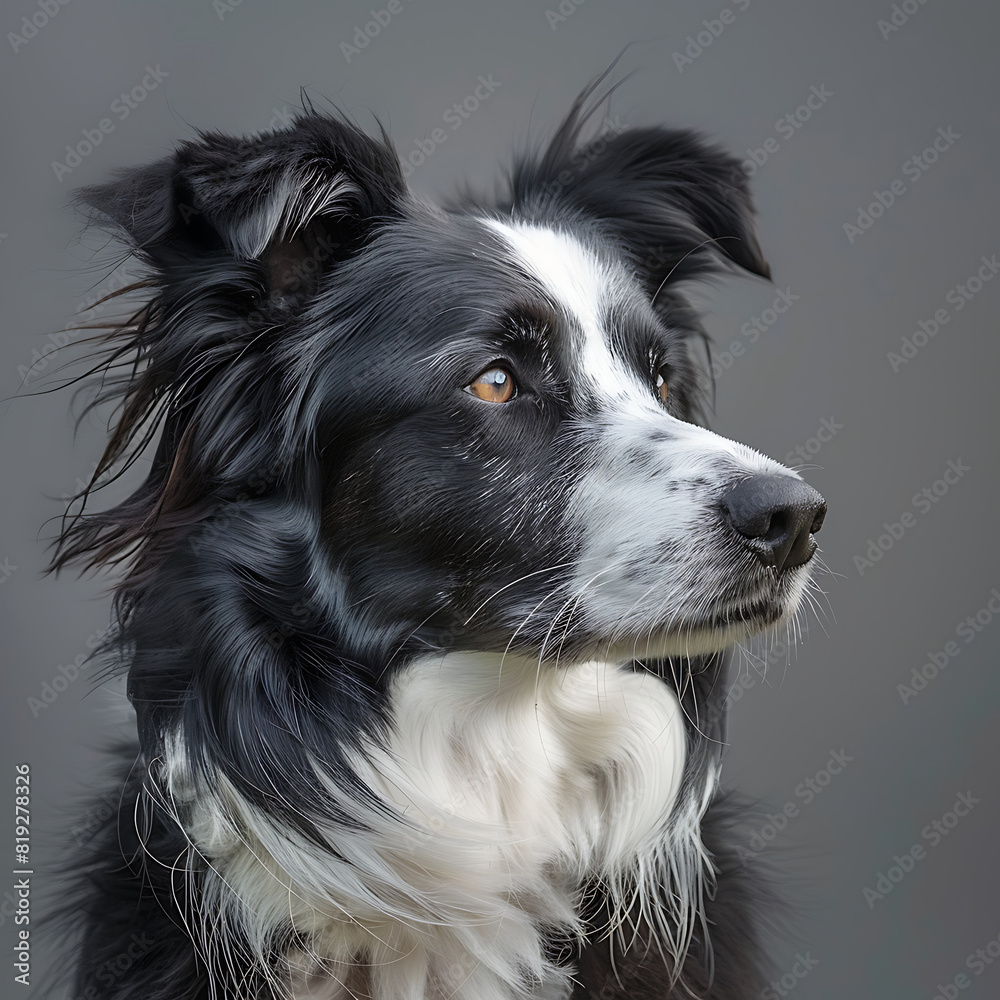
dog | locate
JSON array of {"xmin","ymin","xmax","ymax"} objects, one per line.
[{"xmin": 50, "ymin": 80, "xmax": 826, "ymax": 1000}]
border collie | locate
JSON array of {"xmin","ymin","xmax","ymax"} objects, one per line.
[{"xmin": 51, "ymin": 80, "xmax": 825, "ymax": 1000}]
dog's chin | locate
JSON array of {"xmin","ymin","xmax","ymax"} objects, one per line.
[
  {"xmin": 594, "ymin": 622, "xmax": 764, "ymax": 663},
  {"xmin": 588, "ymin": 572, "xmax": 812, "ymax": 663}
]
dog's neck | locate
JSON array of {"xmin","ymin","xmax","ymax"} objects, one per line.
[
  {"xmin": 167, "ymin": 654, "xmax": 712, "ymax": 999},
  {"xmin": 367, "ymin": 653, "xmax": 690, "ymax": 876}
]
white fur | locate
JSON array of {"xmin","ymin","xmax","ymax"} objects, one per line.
[
  {"xmin": 484, "ymin": 220, "xmax": 640, "ymax": 404},
  {"xmin": 161, "ymin": 655, "xmax": 709, "ymax": 1000},
  {"xmin": 564, "ymin": 408, "xmax": 802, "ymax": 659},
  {"xmin": 232, "ymin": 171, "xmax": 357, "ymax": 259},
  {"xmin": 485, "ymin": 219, "xmax": 810, "ymax": 659}
]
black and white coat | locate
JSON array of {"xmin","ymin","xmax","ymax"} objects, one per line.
[{"xmin": 53, "ymin": 85, "xmax": 824, "ymax": 1000}]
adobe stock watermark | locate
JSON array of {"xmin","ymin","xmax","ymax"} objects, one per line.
[
  {"xmin": 545, "ymin": 0, "xmax": 587, "ymax": 30},
  {"xmin": 716, "ymin": 622, "xmax": 836, "ymax": 738},
  {"xmin": 862, "ymin": 790, "xmax": 979, "ymax": 908},
  {"xmin": 0, "ymin": 557, "xmax": 17, "ymax": 586},
  {"xmin": 709, "ymin": 286, "xmax": 798, "ymax": 378},
  {"xmin": 738, "ymin": 84, "xmax": 833, "ymax": 177},
  {"xmin": 59, "ymin": 459, "xmax": 116, "ymax": 503},
  {"xmin": 672, "ymin": 0, "xmax": 751, "ymax": 73},
  {"xmin": 897, "ymin": 587, "xmax": 1000, "ymax": 705},
  {"xmin": 842, "ymin": 126, "xmax": 960, "ymax": 244},
  {"xmin": 51, "ymin": 65, "xmax": 170, "ymax": 181},
  {"xmin": 877, "ymin": 0, "xmax": 932, "ymax": 40},
  {"xmin": 783, "ymin": 416, "xmax": 843, "ymax": 467},
  {"xmin": 7, "ymin": 0, "xmax": 73, "ymax": 53},
  {"xmin": 213, "ymin": 0, "xmax": 246, "ymax": 20},
  {"xmin": 398, "ymin": 74, "xmax": 501, "ymax": 177},
  {"xmin": 853, "ymin": 458, "xmax": 971, "ymax": 577},
  {"xmin": 888, "ymin": 253, "xmax": 999, "ymax": 372},
  {"xmin": 931, "ymin": 928, "xmax": 1000, "ymax": 1000},
  {"xmin": 70, "ymin": 790, "xmax": 120, "ymax": 847},
  {"xmin": 339, "ymin": 0, "xmax": 414, "ymax": 62},
  {"xmin": 723, "ymin": 626, "xmax": 817, "ymax": 714},
  {"xmin": 17, "ymin": 265, "xmax": 139, "ymax": 385},
  {"xmin": 27, "ymin": 626, "xmax": 109, "ymax": 718},
  {"xmin": 74, "ymin": 933, "xmax": 154, "ymax": 998},
  {"xmin": 244, "ymin": 104, "xmax": 297, "ymax": 139},
  {"xmin": 737, "ymin": 750, "xmax": 853, "ymax": 866},
  {"xmin": 535, "ymin": 115, "xmax": 627, "ymax": 199},
  {"xmin": 761, "ymin": 952, "xmax": 819, "ymax": 999}
]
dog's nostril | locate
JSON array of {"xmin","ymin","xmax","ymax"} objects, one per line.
[
  {"xmin": 722, "ymin": 475, "xmax": 827, "ymax": 573},
  {"xmin": 763, "ymin": 510, "xmax": 787, "ymax": 544}
]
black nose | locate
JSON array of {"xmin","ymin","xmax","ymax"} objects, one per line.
[{"xmin": 722, "ymin": 475, "xmax": 826, "ymax": 572}]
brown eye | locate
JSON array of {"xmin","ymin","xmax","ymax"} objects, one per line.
[
  {"xmin": 467, "ymin": 367, "xmax": 515, "ymax": 404},
  {"xmin": 655, "ymin": 366, "xmax": 670, "ymax": 405}
]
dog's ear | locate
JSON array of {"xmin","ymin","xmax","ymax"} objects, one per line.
[
  {"xmin": 508, "ymin": 105, "xmax": 770, "ymax": 294},
  {"xmin": 80, "ymin": 112, "xmax": 406, "ymax": 306},
  {"xmin": 53, "ymin": 114, "xmax": 407, "ymax": 576}
]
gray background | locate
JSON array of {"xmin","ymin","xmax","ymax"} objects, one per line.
[{"xmin": 2, "ymin": 0, "xmax": 998, "ymax": 997}]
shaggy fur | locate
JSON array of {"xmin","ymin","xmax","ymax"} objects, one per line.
[{"xmin": 48, "ymin": 80, "xmax": 824, "ymax": 999}]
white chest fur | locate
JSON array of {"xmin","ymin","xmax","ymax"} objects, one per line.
[
  {"xmin": 367, "ymin": 653, "xmax": 688, "ymax": 883},
  {"xmin": 176, "ymin": 656, "xmax": 697, "ymax": 1000},
  {"xmin": 315, "ymin": 654, "xmax": 693, "ymax": 999}
]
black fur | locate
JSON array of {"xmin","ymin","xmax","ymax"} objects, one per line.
[
  {"xmin": 57, "ymin": 749, "xmax": 211, "ymax": 1000},
  {"xmin": 48, "ymin": 83, "xmax": 801, "ymax": 1000}
]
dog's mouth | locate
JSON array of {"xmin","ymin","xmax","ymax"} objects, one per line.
[
  {"xmin": 690, "ymin": 594, "xmax": 786, "ymax": 632},
  {"xmin": 481, "ymin": 550, "xmax": 819, "ymax": 666},
  {"xmin": 587, "ymin": 567, "xmax": 812, "ymax": 663}
]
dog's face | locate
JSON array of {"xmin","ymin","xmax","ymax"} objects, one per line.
[
  {"xmin": 59, "ymin": 102, "xmax": 828, "ymax": 1000},
  {"xmin": 318, "ymin": 214, "xmax": 822, "ymax": 666},
  {"xmin": 66, "ymin": 102, "xmax": 824, "ymax": 685}
]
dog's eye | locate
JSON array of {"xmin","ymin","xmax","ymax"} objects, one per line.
[
  {"xmin": 466, "ymin": 367, "xmax": 515, "ymax": 404},
  {"xmin": 655, "ymin": 365, "xmax": 670, "ymax": 405}
]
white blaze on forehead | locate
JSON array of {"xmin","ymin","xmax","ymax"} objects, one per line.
[
  {"xmin": 476, "ymin": 223, "xmax": 813, "ymax": 660},
  {"xmin": 483, "ymin": 218, "xmax": 646, "ymax": 402}
]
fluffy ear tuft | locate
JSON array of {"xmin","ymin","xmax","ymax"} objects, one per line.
[
  {"xmin": 53, "ymin": 113, "xmax": 407, "ymax": 577},
  {"xmin": 506, "ymin": 92, "xmax": 770, "ymax": 294},
  {"xmin": 78, "ymin": 111, "xmax": 406, "ymax": 304}
]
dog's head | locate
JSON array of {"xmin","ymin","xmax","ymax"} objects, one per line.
[
  {"xmin": 51, "ymin": 94, "xmax": 828, "ymax": 997},
  {"xmin": 58, "ymin": 96, "xmax": 823, "ymax": 713}
]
